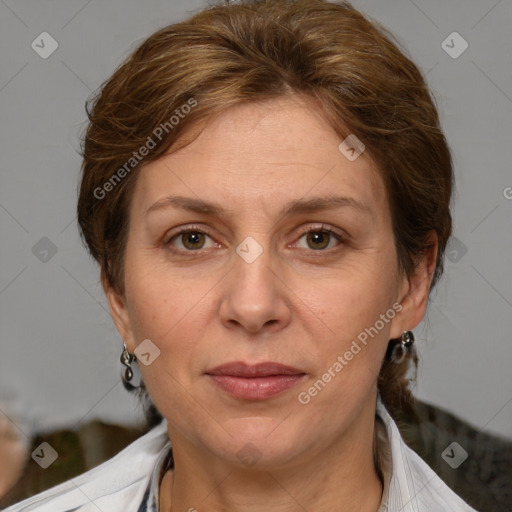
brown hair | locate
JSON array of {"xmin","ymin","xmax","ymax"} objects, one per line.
[{"xmin": 77, "ymin": 0, "xmax": 453, "ymax": 427}]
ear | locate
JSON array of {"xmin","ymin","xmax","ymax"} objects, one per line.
[
  {"xmin": 101, "ymin": 270, "xmax": 136, "ymax": 353},
  {"xmin": 388, "ymin": 231, "xmax": 438, "ymax": 339}
]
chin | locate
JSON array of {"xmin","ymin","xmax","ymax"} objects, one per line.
[{"xmin": 211, "ymin": 417, "xmax": 307, "ymax": 470}]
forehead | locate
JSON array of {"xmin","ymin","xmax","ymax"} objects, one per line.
[{"xmin": 131, "ymin": 95, "xmax": 387, "ymax": 220}]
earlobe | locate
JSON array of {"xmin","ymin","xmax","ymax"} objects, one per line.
[{"xmin": 389, "ymin": 232, "xmax": 439, "ymax": 339}]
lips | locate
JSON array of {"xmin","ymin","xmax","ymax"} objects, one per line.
[
  {"xmin": 206, "ymin": 362, "xmax": 306, "ymax": 400},
  {"xmin": 207, "ymin": 362, "xmax": 305, "ymax": 377}
]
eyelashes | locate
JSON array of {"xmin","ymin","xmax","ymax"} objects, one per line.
[
  {"xmin": 292, "ymin": 224, "xmax": 346, "ymax": 251},
  {"xmin": 164, "ymin": 223, "xmax": 346, "ymax": 255},
  {"xmin": 166, "ymin": 227, "xmax": 217, "ymax": 252}
]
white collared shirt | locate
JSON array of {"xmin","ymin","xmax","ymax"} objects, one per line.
[{"xmin": 4, "ymin": 394, "xmax": 479, "ymax": 511}]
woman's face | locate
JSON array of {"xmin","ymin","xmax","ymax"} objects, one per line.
[{"xmin": 107, "ymin": 95, "xmax": 431, "ymax": 469}]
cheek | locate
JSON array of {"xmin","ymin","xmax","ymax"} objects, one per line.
[
  {"xmin": 294, "ymin": 259, "xmax": 399, "ymax": 394},
  {"xmin": 124, "ymin": 265, "xmax": 207, "ymax": 410},
  {"xmin": 302, "ymin": 264, "xmax": 398, "ymax": 339},
  {"xmin": 124, "ymin": 250, "xmax": 203, "ymax": 339},
  {"xmin": 123, "ymin": 255, "xmax": 216, "ymax": 389}
]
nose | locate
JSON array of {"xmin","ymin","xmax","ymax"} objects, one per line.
[{"xmin": 219, "ymin": 241, "xmax": 291, "ymax": 335}]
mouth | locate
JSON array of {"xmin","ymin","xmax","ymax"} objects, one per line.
[{"xmin": 205, "ymin": 362, "xmax": 306, "ymax": 400}]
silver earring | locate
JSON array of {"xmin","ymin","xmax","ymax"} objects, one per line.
[
  {"xmin": 388, "ymin": 330, "xmax": 415, "ymax": 364},
  {"xmin": 120, "ymin": 343, "xmax": 138, "ymax": 390}
]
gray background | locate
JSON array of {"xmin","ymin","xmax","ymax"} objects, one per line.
[{"xmin": 0, "ymin": 0, "xmax": 511, "ymax": 445}]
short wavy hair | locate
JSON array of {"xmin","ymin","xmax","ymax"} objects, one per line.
[{"xmin": 77, "ymin": 0, "xmax": 453, "ymax": 428}]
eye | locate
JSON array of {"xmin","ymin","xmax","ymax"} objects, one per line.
[
  {"xmin": 166, "ymin": 227, "xmax": 216, "ymax": 252},
  {"xmin": 294, "ymin": 225, "xmax": 345, "ymax": 251},
  {"xmin": 165, "ymin": 224, "xmax": 345, "ymax": 254}
]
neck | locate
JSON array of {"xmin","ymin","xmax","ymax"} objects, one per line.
[{"xmin": 160, "ymin": 396, "xmax": 383, "ymax": 512}]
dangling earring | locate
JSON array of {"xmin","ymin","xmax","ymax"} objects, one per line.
[
  {"xmin": 120, "ymin": 342, "xmax": 138, "ymax": 390},
  {"xmin": 387, "ymin": 330, "xmax": 415, "ymax": 364}
]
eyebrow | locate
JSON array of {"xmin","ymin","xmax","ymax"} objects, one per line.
[{"xmin": 145, "ymin": 194, "xmax": 371, "ymax": 218}]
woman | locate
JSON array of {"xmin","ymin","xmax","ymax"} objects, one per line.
[{"xmin": 6, "ymin": 0, "xmax": 479, "ymax": 510}]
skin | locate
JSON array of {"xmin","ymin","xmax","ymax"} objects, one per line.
[
  {"xmin": 105, "ymin": 94, "xmax": 437, "ymax": 512},
  {"xmin": 0, "ymin": 415, "xmax": 27, "ymax": 498}
]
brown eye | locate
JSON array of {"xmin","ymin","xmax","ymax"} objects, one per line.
[
  {"xmin": 181, "ymin": 231, "xmax": 206, "ymax": 250},
  {"xmin": 305, "ymin": 231, "xmax": 331, "ymax": 250},
  {"xmin": 295, "ymin": 228, "xmax": 343, "ymax": 251},
  {"xmin": 167, "ymin": 229, "xmax": 215, "ymax": 252}
]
